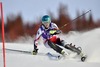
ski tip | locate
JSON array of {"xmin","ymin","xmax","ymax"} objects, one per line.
[{"xmin": 81, "ymin": 56, "xmax": 87, "ymax": 62}]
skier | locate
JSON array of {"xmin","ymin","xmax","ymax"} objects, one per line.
[{"xmin": 33, "ymin": 15, "xmax": 83, "ymax": 57}]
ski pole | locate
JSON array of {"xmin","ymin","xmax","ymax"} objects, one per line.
[{"xmin": 60, "ymin": 10, "xmax": 91, "ymax": 29}]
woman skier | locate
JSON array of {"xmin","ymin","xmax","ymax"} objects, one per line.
[{"xmin": 33, "ymin": 15, "xmax": 85, "ymax": 60}]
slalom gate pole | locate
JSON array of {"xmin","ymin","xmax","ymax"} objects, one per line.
[
  {"xmin": 0, "ymin": 2, "xmax": 6, "ymax": 67},
  {"xmin": 60, "ymin": 10, "xmax": 91, "ymax": 29}
]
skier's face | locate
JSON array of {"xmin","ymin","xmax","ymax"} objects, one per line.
[{"xmin": 43, "ymin": 22, "xmax": 50, "ymax": 28}]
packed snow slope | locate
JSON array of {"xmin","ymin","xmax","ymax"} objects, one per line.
[{"xmin": 0, "ymin": 28, "xmax": 100, "ymax": 67}]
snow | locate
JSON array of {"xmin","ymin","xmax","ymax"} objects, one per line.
[{"xmin": 0, "ymin": 28, "xmax": 100, "ymax": 67}]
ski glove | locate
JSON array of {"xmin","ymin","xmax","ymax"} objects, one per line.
[
  {"xmin": 49, "ymin": 30, "xmax": 61, "ymax": 35},
  {"xmin": 33, "ymin": 48, "xmax": 38, "ymax": 55}
]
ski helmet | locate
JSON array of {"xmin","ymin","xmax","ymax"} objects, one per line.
[{"xmin": 42, "ymin": 15, "xmax": 51, "ymax": 24}]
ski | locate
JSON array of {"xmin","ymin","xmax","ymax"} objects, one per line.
[
  {"xmin": 79, "ymin": 52, "xmax": 87, "ymax": 62},
  {"xmin": 81, "ymin": 54, "xmax": 87, "ymax": 62},
  {"xmin": 47, "ymin": 52, "xmax": 61, "ymax": 60}
]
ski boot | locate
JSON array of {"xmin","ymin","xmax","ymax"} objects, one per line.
[
  {"xmin": 64, "ymin": 43, "xmax": 82, "ymax": 55},
  {"xmin": 60, "ymin": 40, "xmax": 80, "ymax": 54}
]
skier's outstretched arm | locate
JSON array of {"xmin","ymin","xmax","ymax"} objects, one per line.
[{"xmin": 33, "ymin": 28, "xmax": 42, "ymax": 55}]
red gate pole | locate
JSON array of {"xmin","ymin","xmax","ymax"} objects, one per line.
[{"xmin": 0, "ymin": 2, "xmax": 6, "ymax": 67}]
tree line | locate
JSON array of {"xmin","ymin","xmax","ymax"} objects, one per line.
[{"xmin": 0, "ymin": 4, "xmax": 100, "ymax": 41}]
